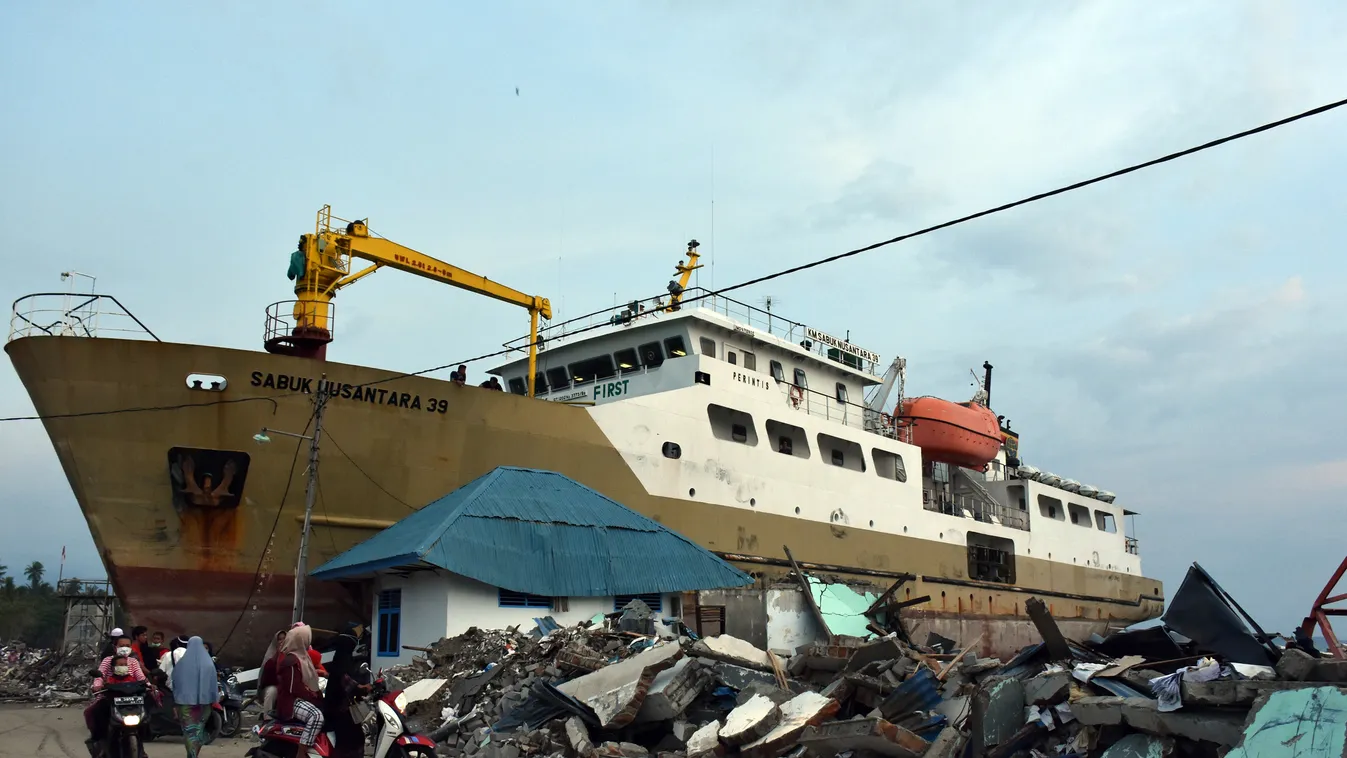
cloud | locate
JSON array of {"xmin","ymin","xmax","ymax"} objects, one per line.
[{"xmin": 806, "ymin": 160, "xmax": 945, "ymax": 231}]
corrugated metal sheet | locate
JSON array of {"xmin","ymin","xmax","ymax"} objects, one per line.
[{"xmin": 311, "ymin": 467, "xmax": 752, "ymax": 596}]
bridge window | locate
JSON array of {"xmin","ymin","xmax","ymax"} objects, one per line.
[
  {"xmin": 742, "ymin": 351, "xmax": 757, "ymax": 371},
  {"xmin": 793, "ymin": 368, "xmax": 808, "ymax": 389},
  {"xmin": 770, "ymin": 360, "xmax": 785, "ymax": 383},
  {"xmin": 569, "ymin": 355, "xmax": 617, "ymax": 386},
  {"xmin": 766, "ymin": 419, "xmax": 810, "ymax": 459},
  {"xmin": 533, "ymin": 372, "xmax": 548, "ymax": 394},
  {"xmin": 614, "ymin": 347, "xmax": 640, "ymax": 373},
  {"xmin": 835, "ymin": 382, "xmax": 849, "ymax": 404},
  {"xmin": 664, "ymin": 336, "xmax": 688, "ymax": 357},
  {"xmin": 699, "ymin": 337, "xmax": 716, "ymax": 358},
  {"xmin": 873, "ymin": 448, "xmax": 907, "ymax": 482},
  {"xmin": 508, "ymin": 377, "xmax": 527, "ymax": 395},
  {"xmin": 818, "ymin": 433, "xmax": 864, "ymax": 472},
  {"xmin": 1095, "ymin": 511, "xmax": 1117, "ymax": 533},
  {"xmin": 546, "ymin": 366, "xmax": 570, "ymax": 391},
  {"xmin": 1038, "ymin": 495, "xmax": 1064, "ymax": 521},
  {"xmin": 639, "ymin": 341, "xmax": 665, "ymax": 368},
  {"xmin": 708, "ymin": 404, "xmax": 758, "ymax": 446},
  {"xmin": 967, "ymin": 532, "xmax": 1016, "ymax": 584},
  {"xmin": 1068, "ymin": 503, "xmax": 1091, "ymax": 527}
]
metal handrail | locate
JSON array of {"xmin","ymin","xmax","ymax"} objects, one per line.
[
  {"xmin": 8, "ymin": 293, "xmax": 160, "ymax": 342},
  {"xmin": 924, "ymin": 491, "xmax": 1031, "ymax": 532},
  {"xmin": 1125, "ymin": 536, "xmax": 1139, "ymax": 555}
]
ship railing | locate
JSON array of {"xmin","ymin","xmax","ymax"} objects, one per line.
[
  {"xmin": 778, "ymin": 380, "xmax": 912, "ymax": 443},
  {"xmin": 264, "ymin": 300, "xmax": 337, "ymax": 343},
  {"xmin": 502, "ymin": 287, "xmax": 880, "ymax": 376},
  {"xmin": 8, "ymin": 293, "xmax": 160, "ymax": 343},
  {"xmin": 923, "ymin": 490, "xmax": 1031, "ymax": 532},
  {"xmin": 1125, "ymin": 536, "xmax": 1139, "ymax": 555}
]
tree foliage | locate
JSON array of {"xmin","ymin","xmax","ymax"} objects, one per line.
[{"xmin": 0, "ymin": 560, "xmax": 67, "ymax": 648}]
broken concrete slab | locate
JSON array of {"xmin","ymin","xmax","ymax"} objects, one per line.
[
  {"xmin": 1310, "ymin": 658, "xmax": 1347, "ymax": 683},
  {"xmin": 685, "ymin": 720, "xmax": 723, "ymax": 758},
  {"xmin": 796, "ymin": 717, "xmax": 930, "ymax": 758},
  {"xmin": 1098, "ymin": 732, "xmax": 1173, "ymax": 758},
  {"xmin": 557, "ymin": 641, "xmax": 683, "ymax": 728},
  {"xmin": 1070, "ymin": 696, "xmax": 1128, "ymax": 727},
  {"xmin": 922, "ymin": 727, "xmax": 964, "ymax": 758},
  {"xmin": 703, "ymin": 660, "xmax": 784, "ymax": 692},
  {"xmin": 1275, "ymin": 648, "xmax": 1317, "ymax": 681},
  {"xmin": 635, "ymin": 659, "xmax": 714, "ymax": 723},
  {"xmin": 976, "ymin": 677, "xmax": 1025, "ymax": 747},
  {"xmin": 1025, "ymin": 671, "xmax": 1071, "ymax": 706},
  {"xmin": 735, "ymin": 681, "xmax": 794, "ymax": 706},
  {"xmin": 692, "ymin": 635, "xmax": 774, "ymax": 672},
  {"xmin": 844, "ymin": 638, "xmax": 905, "ymax": 673},
  {"xmin": 592, "ymin": 742, "xmax": 649, "ymax": 758},
  {"xmin": 742, "ymin": 691, "xmax": 840, "ymax": 758},
  {"xmin": 1181, "ymin": 679, "xmax": 1327, "ymax": 707},
  {"xmin": 719, "ymin": 694, "xmax": 782, "ymax": 746},
  {"xmin": 670, "ymin": 721, "xmax": 697, "ymax": 745},
  {"xmin": 1120, "ymin": 697, "xmax": 1246, "ymax": 747},
  {"xmin": 1229, "ymin": 686, "xmax": 1347, "ymax": 757},
  {"xmin": 565, "ymin": 717, "xmax": 594, "ymax": 757}
]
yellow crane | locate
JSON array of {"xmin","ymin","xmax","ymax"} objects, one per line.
[{"xmin": 274, "ymin": 205, "xmax": 552, "ymax": 396}]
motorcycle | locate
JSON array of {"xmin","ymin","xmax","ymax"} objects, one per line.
[
  {"xmin": 217, "ymin": 666, "xmax": 245, "ymax": 738},
  {"xmin": 248, "ymin": 665, "xmax": 434, "ymax": 758},
  {"xmin": 101, "ymin": 680, "xmax": 149, "ymax": 758},
  {"xmin": 142, "ymin": 684, "xmax": 225, "ymax": 744}
]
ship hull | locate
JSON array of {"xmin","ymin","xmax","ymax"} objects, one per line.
[{"xmin": 7, "ymin": 335, "xmax": 1162, "ymax": 660}]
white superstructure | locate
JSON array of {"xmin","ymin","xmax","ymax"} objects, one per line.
[{"xmin": 491, "ymin": 289, "xmax": 1142, "ymax": 586}]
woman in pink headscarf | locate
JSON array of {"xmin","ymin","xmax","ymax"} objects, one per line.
[{"xmin": 275, "ymin": 624, "xmax": 325, "ymax": 746}]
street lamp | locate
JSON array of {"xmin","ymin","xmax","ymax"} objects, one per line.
[{"xmin": 253, "ymin": 382, "xmax": 328, "ymax": 625}]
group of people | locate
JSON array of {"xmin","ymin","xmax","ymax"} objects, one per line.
[
  {"xmin": 86, "ymin": 627, "xmax": 219, "ymax": 758},
  {"xmin": 449, "ymin": 363, "xmax": 505, "ymax": 391},
  {"xmin": 255, "ymin": 622, "xmax": 369, "ymax": 758}
]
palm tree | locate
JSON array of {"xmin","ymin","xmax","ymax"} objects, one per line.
[
  {"xmin": 23, "ymin": 561, "xmax": 45, "ymax": 589},
  {"xmin": 0, "ymin": 563, "xmax": 7, "ymax": 580}
]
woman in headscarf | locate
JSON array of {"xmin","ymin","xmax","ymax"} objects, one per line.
[
  {"xmin": 170, "ymin": 637, "xmax": 218, "ymax": 758},
  {"xmin": 257, "ymin": 629, "xmax": 288, "ymax": 717},
  {"xmin": 276, "ymin": 624, "xmax": 324, "ymax": 748},
  {"xmin": 322, "ymin": 625, "xmax": 371, "ymax": 758}
]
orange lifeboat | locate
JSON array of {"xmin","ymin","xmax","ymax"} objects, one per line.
[{"xmin": 898, "ymin": 397, "xmax": 1002, "ymax": 470}]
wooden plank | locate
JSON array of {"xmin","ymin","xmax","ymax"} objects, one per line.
[
  {"xmin": 784, "ymin": 544, "xmax": 832, "ymax": 640},
  {"xmin": 936, "ymin": 632, "xmax": 985, "ymax": 682}
]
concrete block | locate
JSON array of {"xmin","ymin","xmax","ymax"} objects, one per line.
[
  {"xmin": 1275, "ymin": 648, "xmax": 1317, "ymax": 681},
  {"xmin": 1099, "ymin": 733, "xmax": 1174, "ymax": 758},
  {"xmin": 686, "ymin": 721, "xmax": 723, "ymax": 758},
  {"xmin": 565, "ymin": 717, "xmax": 593, "ymax": 758},
  {"xmin": 1069, "ymin": 696, "xmax": 1128, "ymax": 726},
  {"xmin": 922, "ymin": 728, "xmax": 963, "ymax": 758},
  {"xmin": 636, "ymin": 659, "xmax": 714, "ymax": 723},
  {"xmin": 592, "ymin": 743, "xmax": 649, "ymax": 758},
  {"xmin": 735, "ymin": 681, "xmax": 793, "ymax": 706},
  {"xmin": 844, "ymin": 638, "xmax": 905, "ymax": 672},
  {"xmin": 1120, "ymin": 698, "xmax": 1245, "ymax": 747},
  {"xmin": 558, "ymin": 641, "xmax": 683, "ymax": 728},
  {"xmin": 1310, "ymin": 659, "xmax": 1347, "ymax": 683},
  {"xmin": 671, "ymin": 721, "xmax": 697, "ymax": 745},
  {"xmin": 1025, "ymin": 671, "xmax": 1072, "ymax": 706},
  {"xmin": 1182, "ymin": 679, "xmax": 1327, "ymax": 707},
  {"xmin": 796, "ymin": 717, "xmax": 930, "ymax": 758},
  {"xmin": 703, "ymin": 660, "xmax": 783, "ymax": 692},
  {"xmin": 720, "ymin": 694, "xmax": 781, "ymax": 746},
  {"xmin": 691, "ymin": 635, "xmax": 774, "ymax": 672},
  {"xmin": 959, "ymin": 658, "xmax": 1003, "ymax": 676},
  {"xmin": 742, "ymin": 692, "xmax": 840, "ymax": 758}
]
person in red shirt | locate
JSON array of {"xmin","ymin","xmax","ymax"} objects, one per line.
[
  {"xmin": 85, "ymin": 650, "xmax": 151, "ymax": 745},
  {"xmin": 129, "ymin": 626, "xmax": 150, "ymax": 669},
  {"xmin": 276, "ymin": 624, "xmax": 324, "ymax": 746},
  {"xmin": 257, "ymin": 629, "xmax": 288, "ymax": 716}
]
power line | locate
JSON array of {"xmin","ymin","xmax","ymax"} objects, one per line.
[
  {"xmin": 5, "ymin": 94, "xmax": 1346, "ymax": 425},
  {"xmin": 323, "ymin": 429, "xmax": 418, "ymax": 511},
  {"xmin": 0, "ymin": 396, "xmax": 280, "ymax": 423}
]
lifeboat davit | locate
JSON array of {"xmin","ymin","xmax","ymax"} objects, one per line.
[{"xmin": 899, "ymin": 397, "xmax": 1003, "ymax": 470}]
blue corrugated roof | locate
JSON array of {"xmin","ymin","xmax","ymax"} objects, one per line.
[{"xmin": 311, "ymin": 467, "xmax": 753, "ymax": 596}]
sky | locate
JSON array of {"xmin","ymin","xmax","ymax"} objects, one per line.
[{"xmin": 2, "ymin": 1, "xmax": 1346, "ymax": 633}]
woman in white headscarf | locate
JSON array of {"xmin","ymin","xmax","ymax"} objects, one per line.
[
  {"xmin": 170, "ymin": 637, "xmax": 218, "ymax": 758},
  {"xmin": 257, "ymin": 629, "xmax": 288, "ymax": 716},
  {"xmin": 276, "ymin": 624, "xmax": 324, "ymax": 747}
]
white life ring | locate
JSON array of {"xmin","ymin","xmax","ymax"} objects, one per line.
[{"xmin": 789, "ymin": 385, "xmax": 803, "ymax": 408}]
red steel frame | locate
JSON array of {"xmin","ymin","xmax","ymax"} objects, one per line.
[{"xmin": 1302, "ymin": 555, "xmax": 1347, "ymax": 659}]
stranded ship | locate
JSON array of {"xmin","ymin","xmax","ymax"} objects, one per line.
[{"xmin": 6, "ymin": 207, "xmax": 1163, "ymax": 660}]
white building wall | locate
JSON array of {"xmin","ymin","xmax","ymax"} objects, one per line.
[{"xmin": 370, "ymin": 570, "xmax": 674, "ymax": 670}]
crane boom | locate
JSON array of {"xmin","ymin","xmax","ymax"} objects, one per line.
[{"xmin": 282, "ymin": 205, "xmax": 551, "ymax": 396}]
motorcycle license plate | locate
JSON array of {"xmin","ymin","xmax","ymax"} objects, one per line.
[{"xmin": 114, "ymin": 697, "xmax": 142, "ymax": 706}]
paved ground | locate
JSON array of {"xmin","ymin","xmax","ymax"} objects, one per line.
[{"xmin": 0, "ymin": 704, "xmax": 253, "ymax": 758}]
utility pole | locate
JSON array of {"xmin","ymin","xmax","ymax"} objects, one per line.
[{"xmin": 292, "ymin": 382, "xmax": 327, "ymax": 624}]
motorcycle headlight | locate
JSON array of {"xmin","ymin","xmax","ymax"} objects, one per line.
[
  {"xmin": 394, "ymin": 692, "xmax": 409, "ymax": 713},
  {"xmin": 121, "ymin": 715, "xmax": 141, "ymax": 727}
]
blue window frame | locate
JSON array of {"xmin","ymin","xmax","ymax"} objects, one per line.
[
  {"xmin": 614, "ymin": 593, "xmax": 663, "ymax": 613},
  {"xmin": 376, "ymin": 589, "xmax": 401, "ymax": 658},
  {"xmin": 498, "ymin": 588, "xmax": 552, "ymax": 608}
]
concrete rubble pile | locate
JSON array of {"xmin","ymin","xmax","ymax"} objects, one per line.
[{"xmin": 0, "ymin": 643, "xmax": 91, "ymax": 705}]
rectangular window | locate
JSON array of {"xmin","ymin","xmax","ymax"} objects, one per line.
[
  {"xmin": 872, "ymin": 448, "xmax": 907, "ymax": 482},
  {"xmin": 376, "ymin": 589, "xmax": 401, "ymax": 657},
  {"xmin": 708, "ymin": 404, "xmax": 758, "ymax": 446},
  {"xmin": 570, "ymin": 355, "xmax": 617, "ymax": 385},
  {"xmin": 699, "ymin": 337, "xmax": 716, "ymax": 358},
  {"xmin": 770, "ymin": 360, "xmax": 785, "ymax": 382},
  {"xmin": 742, "ymin": 351, "xmax": 757, "ymax": 371},
  {"xmin": 793, "ymin": 368, "xmax": 808, "ymax": 389},
  {"xmin": 546, "ymin": 366, "xmax": 571, "ymax": 391},
  {"xmin": 1068, "ymin": 503, "xmax": 1091, "ymax": 527},
  {"xmin": 967, "ymin": 533, "xmax": 1016, "ymax": 584},
  {"xmin": 639, "ymin": 342, "xmax": 665, "ymax": 368},
  {"xmin": 508, "ymin": 377, "xmax": 527, "ymax": 395},
  {"xmin": 614, "ymin": 348, "xmax": 640, "ymax": 373},
  {"xmin": 614, "ymin": 593, "xmax": 663, "ymax": 613},
  {"xmin": 1095, "ymin": 511, "xmax": 1117, "ymax": 533},
  {"xmin": 664, "ymin": 336, "xmax": 688, "ymax": 357},
  {"xmin": 767, "ymin": 419, "xmax": 810, "ymax": 459},
  {"xmin": 1038, "ymin": 495, "xmax": 1064, "ymax": 521},
  {"xmin": 727, "ymin": 350, "xmax": 737, "ymax": 365},
  {"xmin": 835, "ymin": 382, "xmax": 849, "ymax": 404},
  {"xmin": 818, "ymin": 432, "xmax": 864, "ymax": 472},
  {"xmin": 498, "ymin": 588, "xmax": 553, "ymax": 608}
]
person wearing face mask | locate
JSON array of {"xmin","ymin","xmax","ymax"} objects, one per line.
[
  {"xmin": 157, "ymin": 635, "xmax": 191, "ymax": 688},
  {"xmin": 86, "ymin": 645, "xmax": 151, "ymax": 756}
]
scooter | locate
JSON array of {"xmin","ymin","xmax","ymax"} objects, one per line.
[
  {"xmin": 143, "ymin": 684, "xmax": 225, "ymax": 744},
  {"xmin": 248, "ymin": 666, "xmax": 434, "ymax": 758},
  {"xmin": 217, "ymin": 666, "xmax": 245, "ymax": 737},
  {"xmin": 101, "ymin": 680, "xmax": 149, "ymax": 758}
]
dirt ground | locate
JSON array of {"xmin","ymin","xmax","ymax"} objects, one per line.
[{"xmin": 0, "ymin": 704, "xmax": 253, "ymax": 758}]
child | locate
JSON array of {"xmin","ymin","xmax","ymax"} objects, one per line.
[{"xmin": 85, "ymin": 654, "xmax": 149, "ymax": 737}]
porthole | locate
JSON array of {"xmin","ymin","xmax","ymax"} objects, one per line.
[
  {"xmin": 902, "ymin": 526, "xmax": 908, "ymax": 533},
  {"xmin": 689, "ymin": 488, "xmax": 696, "ymax": 497},
  {"xmin": 661, "ymin": 441, "xmax": 682, "ymax": 459},
  {"xmin": 794, "ymin": 507, "xmax": 801, "ymax": 514},
  {"xmin": 868, "ymin": 520, "xmax": 874, "ymax": 527},
  {"xmin": 750, "ymin": 498, "xmax": 756, "ymax": 507},
  {"xmin": 939, "ymin": 532, "xmax": 943, "ymax": 539},
  {"xmin": 941, "ymin": 591, "xmax": 946, "ymax": 599}
]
